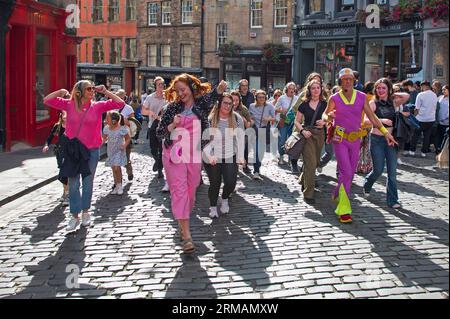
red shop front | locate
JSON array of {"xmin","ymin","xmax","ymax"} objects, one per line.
[{"xmin": 5, "ymin": 0, "xmax": 78, "ymax": 151}]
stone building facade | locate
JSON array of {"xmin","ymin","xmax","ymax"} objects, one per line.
[
  {"xmin": 203, "ymin": 0, "xmax": 295, "ymax": 90},
  {"xmin": 136, "ymin": 0, "xmax": 203, "ymax": 92}
]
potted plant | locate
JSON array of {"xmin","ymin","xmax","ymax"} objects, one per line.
[
  {"xmin": 262, "ymin": 43, "xmax": 285, "ymax": 64},
  {"xmin": 218, "ymin": 41, "xmax": 241, "ymax": 57}
]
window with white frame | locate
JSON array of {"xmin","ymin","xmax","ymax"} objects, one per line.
[
  {"xmin": 274, "ymin": 0, "xmax": 288, "ymax": 27},
  {"xmin": 126, "ymin": 0, "xmax": 136, "ymax": 21},
  {"xmin": 182, "ymin": 0, "xmax": 193, "ymax": 24},
  {"xmin": 162, "ymin": 1, "xmax": 171, "ymax": 25},
  {"xmin": 250, "ymin": 0, "xmax": 263, "ymax": 28},
  {"xmin": 216, "ymin": 24, "xmax": 227, "ymax": 50},
  {"xmin": 161, "ymin": 45, "xmax": 171, "ymax": 67},
  {"xmin": 147, "ymin": 44, "xmax": 157, "ymax": 66},
  {"xmin": 181, "ymin": 44, "xmax": 192, "ymax": 68},
  {"xmin": 147, "ymin": 2, "xmax": 159, "ymax": 25}
]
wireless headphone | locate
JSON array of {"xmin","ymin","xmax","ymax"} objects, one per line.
[
  {"xmin": 75, "ymin": 82, "xmax": 83, "ymax": 97},
  {"xmin": 186, "ymin": 75, "xmax": 198, "ymax": 93}
]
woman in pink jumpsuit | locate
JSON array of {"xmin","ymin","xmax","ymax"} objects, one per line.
[{"xmin": 156, "ymin": 74, "xmax": 227, "ymax": 253}]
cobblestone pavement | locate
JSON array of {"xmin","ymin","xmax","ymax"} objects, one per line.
[{"xmin": 0, "ymin": 140, "xmax": 448, "ymax": 299}]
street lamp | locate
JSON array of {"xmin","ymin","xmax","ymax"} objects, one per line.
[{"xmin": 400, "ymin": 29, "xmax": 416, "ymax": 68}]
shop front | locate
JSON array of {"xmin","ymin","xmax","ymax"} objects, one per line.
[
  {"xmin": 4, "ymin": 0, "xmax": 78, "ymax": 151},
  {"xmin": 358, "ymin": 21, "xmax": 424, "ymax": 84},
  {"xmin": 220, "ymin": 51, "xmax": 292, "ymax": 92},
  {"xmin": 295, "ymin": 23, "xmax": 357, "ymax": 86},
  {"xmin": 137, "ymin": 67, "xmax": 203, "ymax": 95},
  {"xmin": 422, "ymin": 19, "xmax": 449, "ymax": 84},
  {"xmin": 77, "ymin": 63, "xmax": 124, "ymax": 91}
]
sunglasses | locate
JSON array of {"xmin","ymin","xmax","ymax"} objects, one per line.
[{"xmin": 85, "ymin": 86, "xmax": 95, "ymax": 92}]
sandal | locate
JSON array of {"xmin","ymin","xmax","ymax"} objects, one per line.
[{"xmin": 182, "ymin": 238, "xmax": 195, "ymax": 254}]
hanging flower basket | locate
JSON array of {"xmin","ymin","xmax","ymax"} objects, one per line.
[
  {"xmin": 262, "ymin": 43, "xmax": 285, "ymax": 64},
  {"xmin": 218, "ymin": 41, "xmax": 241, "ymax": 57},
  {"xmin": 421, "ymin": 0, "xmax": 449, "ymax": 23}
]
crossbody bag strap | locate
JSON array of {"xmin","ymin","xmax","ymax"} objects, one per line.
[
  {"xmin": 309, "ymin": 101, "xmax": 323, "ymax": 127},
  {"xmin": 259, "ymin": 104, "xmax": 267, "ymax": 127}
]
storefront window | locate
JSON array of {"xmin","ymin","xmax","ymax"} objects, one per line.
[
  {"xmin": 364, "ymin": 40, "xmax": 383, "ymax": 83},
  {"xmin": 36, "ymin": 32, "xmax": 51, "ymax": 122},
  {"xmin": 430, "ymin": 34, "xmax": 449, "ymax": 83},
  {"xmin": 400, "ymin": 38, "xmax": 421, "ymax": 81},
  {"xmin": 225, "ymin": 73, "xmax": 241, "ymax": 90},
  {"xmin": 316, "ymin": 43, "xmax": 334, "ymax": 85}
]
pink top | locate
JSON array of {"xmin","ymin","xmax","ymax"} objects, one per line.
[
  {"xmin": 45, "ymin": 97, "xmax": 125, "ymax": 149},
  {"xmin": 331, "ymin": 90, "xmax": 366, "ymax": 133}
]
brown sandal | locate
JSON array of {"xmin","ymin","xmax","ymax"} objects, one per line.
[{"xmin": 182, "ymin": 238, "xmax": 195, "ymax": 254}]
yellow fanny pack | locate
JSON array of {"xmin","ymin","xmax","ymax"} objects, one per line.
[{"xmin": 334, "ymin": 126, "xmax": 367, "ymax": 142}]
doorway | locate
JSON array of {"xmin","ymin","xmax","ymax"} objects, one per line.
[{"xmin": 384, "ymin": 46, "xmax": 400, "ymax": 83}]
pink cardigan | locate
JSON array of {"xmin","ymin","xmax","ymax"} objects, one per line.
[{"xmin": 45, "ymin": 97, "xmax": 125, "ymax": 149}]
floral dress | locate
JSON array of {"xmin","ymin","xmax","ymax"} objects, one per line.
[{"xmin": 103, "ymin": 125, "xmax": 129, "ymax": 167}]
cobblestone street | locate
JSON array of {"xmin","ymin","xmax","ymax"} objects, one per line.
[{"xmin": 0, "ymin": 140, "xmax": 448, "ymax": 299}]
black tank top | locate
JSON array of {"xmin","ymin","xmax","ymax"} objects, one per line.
[{"xmin": 375, "ymin": 99, "xmax": 396, "ymax": 126}]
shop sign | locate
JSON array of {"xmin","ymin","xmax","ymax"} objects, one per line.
[
  {"xmin": 360, "ymin": 22, "xmax": 423, "ymax": 34},
  {"xmin": 79, "ymin": 68, "xmax": 122, "ymax": 75},
  {"xmin": 298, "ymin": 27, "xmax": 356, "ymax": 38}
]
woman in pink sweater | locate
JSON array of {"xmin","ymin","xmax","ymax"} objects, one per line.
[{"xmin": 44, "ymin": 80, "xmax": 125, "ymax": 232}]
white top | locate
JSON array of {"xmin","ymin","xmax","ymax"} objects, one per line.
[
  {"xmin": 274, "ymin": 94, "xmax": 299, "ymax": 121},
  {"xmin": 143, "ymin": 92, "xmax": 168, "ymax": 128},
  {"xmin": 119, "ymin": 104, "xmax": 134, "ymax": 119},
  {"xmin": 438, "ymin": 95, "xmax": 449, "ymax": 125},
  {"xmin": 415, "ymin": 90, "xmax": 438, "ymax": 123}
]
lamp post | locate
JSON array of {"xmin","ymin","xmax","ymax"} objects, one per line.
[{"xmin": 400, "ymin": 29, "xmax": 416, "ymax": 68}]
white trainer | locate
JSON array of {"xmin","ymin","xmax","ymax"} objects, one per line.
[
  {"xmin": 397, "ymin": 158, "xmax": 403, "ymax": 165},
  {"xmin": 162, "ymin": 181, "xmax": 170, "ymax": 192},
  {"xmin": 209, "ymin": 207, "xmax": 219, "ymax": 219},
  {"xmin": 81, "ymin": 212, "xmax": 91, "ymax": 227},
  {"xmin": 66, "ymin": 217, "xmax": 80, "ymax": 232},
  {"xmin": 421, "ymin": 152, "xmax": 427, "ymax": 158},
  {"xmin": 220, "ymin": 199, "xmax": 230, "ymax": 214},
  {"xmin": 253, "ymin": 173, "xmax": 263, "ymax": 180},
  {"xmin": 409, "ymin": 151, "xmax": 415, "ymax": 156},
  {"xmin": 116, "ymin": 184, "xmax": 123, "ymax": 195},
  {"xmin": 403, "ymin": 150, "xmax": 409, "ymax": 156}
]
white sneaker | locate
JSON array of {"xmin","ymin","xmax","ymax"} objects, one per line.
[
  {"xmin": 66, "ymin": 217, "xmax": 80, "ymax": 232},
  {"xmin": 110, "ymin": 187, "xmax": 118, "ymax": 195},
  {"xmin": 421, "ymin": 152, "xmax": 427, "ymax": 158},
  {"xmin": 390, "ymin": 203, "xmax": 402, "ymax": 209},
  {"xmin": 116, "ymin": 184, "xmax": 123, "ymax": 195},
  {"xmin": 162, "ymin": 181, "xmax": 170, "ymax": 192},
  {"xmin": 220, "ymin": 199, "xmax": 230, "ymax": 214},
  {"xmin": 278, "ymin": 158, "xmax": 285, "ymax": 165},
  {"xmin": 209, "ymin": 207, "xmax": 219, "ymax": 219},
  {"xmin": 363, "ymin": 189, "xmax": 370, "ymax": 199},
  {"xmin": 409, "ymin": 151, "xmax": 415, "ymax": 156},
  {"xmin": 397, "ymin": 158, "xmax": 404, "ymax": 165},
  {"xmin": 253, "ymin": 173, "xmax": 263, "ymax": 180},
  {"xmin": 81, "ymin": 212, "xmax": 91, "ymax": 227},
  {"xmin": 403, "ymin": 150, "xmax": 409, "ymax": 156}
]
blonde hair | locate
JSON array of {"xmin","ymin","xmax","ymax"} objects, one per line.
[
  {"xmin": 71, "ymin": 80, "xmax": 94, "ymax": 112},
  {"xmin": 208, "ymin": 93, "xmax": 238, "ymax": 129}
]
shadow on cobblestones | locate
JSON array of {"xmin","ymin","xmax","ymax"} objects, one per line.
[
  {"xmin": 166, "ymin": 251, "xmax": 217, "ymax": 299},
  {"xmin": 27, "ymin": 204, "xmax": 66, "ymax": 244},
  {"xmin": 377, "ymin": 175, "xmax": 446, "ymax": 199},
  {"xmin": 399, "ymin": 163, "xmax": 449, "ymax": 182},
  {"xmin": 140, "ymin": 175, "xmax": 171, "ymax": 212},
  {"xmin": 305, "ymin": 203, "xmax": 449, "ymax": 293},
  {"xmin": 9, "ymin": 227, "xmax": 100, "ymax": 299}
]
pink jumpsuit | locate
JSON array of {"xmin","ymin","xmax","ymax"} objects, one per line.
[
  {"xmin": 331, "ymin": 90, "xmax": 366, "ymax": 215},
  {"xmin": 162, "ymin": 113, "xmax": 202, "ymax": 220}
]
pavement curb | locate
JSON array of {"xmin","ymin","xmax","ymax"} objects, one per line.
[{"xmin": 0, "ymin": 150, "xmax": 107, "ymax": 208}]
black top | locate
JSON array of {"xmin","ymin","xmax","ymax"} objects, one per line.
[
  {"xmin": 298, "ymin": 100, "xmax": 327, "ymax": 127},
  {"xmin": 374, "ymin": 99, "xmax": 396, "ymax": 126},
  {"xmin": 241, "ymin": 92, "xmax": 255, "ymax": 109},
  {"xmin": 46, "ymin": 124, "xmax": 66, "ymax": 146}
]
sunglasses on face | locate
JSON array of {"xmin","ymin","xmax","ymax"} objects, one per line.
[{"xmin": 85, "ymin": 86, "xmax": 95, "ymax": 92}]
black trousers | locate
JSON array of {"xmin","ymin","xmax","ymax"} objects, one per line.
[
  {"xmin": 411, "ymin": 121, "xmax": 435, "ymax": 153},
  {"xmin": 149, "ymin": 120, "xmax": 163, "ymax": 171},
  {"xmin": 204, "ymin": 159, "xmax": 238, "ymax": 207}
]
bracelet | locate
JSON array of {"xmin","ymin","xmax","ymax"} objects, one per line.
[
  {"xmin": 300, "ymin": 129, "xmax": 305, "ymax": 135},
  {"xmin": 379, "ymin": 126, "xmax": 389, "ymax": 136}
]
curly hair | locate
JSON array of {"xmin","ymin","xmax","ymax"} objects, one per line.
[
  {"xmin": 301, "ymin": 80, "xmax": 326, "ymax": 102},
  {"xmin": 164, "ymin": 73, "xmax": 211, "ymax": 103}
]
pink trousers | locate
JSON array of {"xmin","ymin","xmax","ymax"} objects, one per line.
[{"xmin": 333, "ymin": 139, "xmax": 361, "ymax": 199}]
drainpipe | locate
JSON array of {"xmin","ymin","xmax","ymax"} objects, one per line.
[{"xmin": 200, "ymin": 0, "xmax": 205, "ymax": 76}]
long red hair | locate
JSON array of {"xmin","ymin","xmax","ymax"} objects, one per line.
[{"xmin": 164, "ymin": 73, "xmax": 211, "ymax": 103}]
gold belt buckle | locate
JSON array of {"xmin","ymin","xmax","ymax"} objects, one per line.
[{"xmin": 347, "ymin": 131, "xmax": 359, "ymax": 142}]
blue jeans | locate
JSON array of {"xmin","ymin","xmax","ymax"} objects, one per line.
[
  {"xmin": 69, "ymin": 148, "xmax": 100, "ymax": 216},
  {"xmin": 278, "ymin": 124, "xmax": 290, "ymax": 157},
  {"xmin": 364, "ymin": 135, "xmax": 399, "ymax": 207}
]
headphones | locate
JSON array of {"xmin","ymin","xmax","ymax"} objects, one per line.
[
  {"xmin": 186, "ymin": 75, "xmax": 198, "ymax": 93},
  {"xmin": 75, "ymin": 81, "xmax": 83, "ymax": 97}
]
